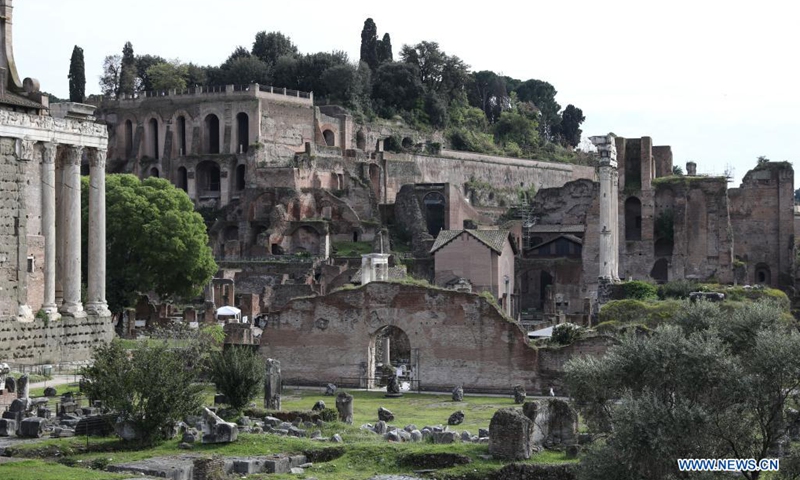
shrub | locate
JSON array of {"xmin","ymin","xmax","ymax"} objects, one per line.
[
  {"xmin": 620, "ymin": 280, "xmax": 658, "ymax": 300},
  {"xmin": 599, "ymin": 299, "xmax": 681, "ymax": 327},
  {"xmin": 658, "ymin": 279, "xmax": 698, "ymax": 299},
  {"xmin": 550, "ymin": 322, "xmax": 581, "ymax": 345},
  {"xmin": 81, "ymin": 339, "xmax": 204, "ymax": 445},
  {"xmin": 209, "ymin": 346, "xmax": 265, "ymax": 412}
]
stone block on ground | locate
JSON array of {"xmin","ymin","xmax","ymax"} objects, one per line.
[
  {"xmin": 335, "ymin": 392, "xmax": 353, "ymax": 424},
  {"xmin": 19, "ymin": 417, "xmax": 45, "ymax": 438},
  {"xmin": 452, "ymin": 385, "xmax": 463, "ymax": 402},
  {"xmin": 432, "ymin": 431, "xmax": 458, "ymax": 444},
  {"xmin": 448, "ymin": 410, "xmax": 465, "ymax": 426},
  {"xmin": 378, "ymin": 407, "xmax": 394, "ymax": 422},
  {"xmin": 201, "ymin": 407, "xmax": 239, "ymax": 444},
  {"xmin": 0, "ymin": 418, "xmax": 16, "ymax": 436},
  {"xmin": 489, "ymin": 408, "xmax": 534, "ymax": 460}
]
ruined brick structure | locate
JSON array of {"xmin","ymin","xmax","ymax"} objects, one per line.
[
  {"xmin": 518, "ymin": 135, "xmax": 792, "ymax": 322},
  {"xmin": 0, "ymin": 0, "xmax": 113, "ymax": 363}
]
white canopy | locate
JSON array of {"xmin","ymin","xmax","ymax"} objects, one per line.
[
  {"xmin": 527, "ymin": 326, "xmax": 553, "ymax": 339},
  {"xmin": 215, "ymin": 305, "xmax": 241, "ymax": 320}
]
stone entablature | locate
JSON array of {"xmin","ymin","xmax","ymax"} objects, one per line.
[{"xmin": 0, "ymin": 109, "xmax": 107, "ymax": 148}]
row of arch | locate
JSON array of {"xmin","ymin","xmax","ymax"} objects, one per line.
[
  {"xmin": 146, "ymin": 162, "xmax": 246, "ymax": 194},
  {"xmin": 123, "ymin": 111, "xmax": 251, "ymax": 159}
]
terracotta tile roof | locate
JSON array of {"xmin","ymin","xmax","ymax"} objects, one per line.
[
  {"xmin": 526, "ymin": 224, "xmax": 585, "ymax": 233},
  {"xmin": 431, "ymin": 229, "xmax": 514, "ymax": 255}
]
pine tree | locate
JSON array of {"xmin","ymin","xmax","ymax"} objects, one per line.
[
  {"xmin": 119, "ymin": 41, "xmax": 136, "ymax": 97},
  {"xmin": 377, "ymin": 33, "xmax": 393, "ymax": 63},
  {"xmin": 68, "ymin": 45, "xmax": 85, "ymax": 102},
  {"xmin": 359, "ymin": 18, "xmax": 379, "ymax": 70}
]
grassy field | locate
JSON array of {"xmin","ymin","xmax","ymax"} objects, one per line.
[{"xmin": 1, "ymin": 388, "xmax": 574, "ymax": 479}]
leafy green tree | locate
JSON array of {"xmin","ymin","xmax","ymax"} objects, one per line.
[
  {"xmin": 146, "ymin": 61, "xmax": 188, "ymax": 91},
  {"xmin": 566, "ymin": 300, "xmax": 800, "ymax": 480},
  {"xmin": 553, "ymin": 104, "xmax": 585, "ymax": 147},
  {"xmin": 494, "ymin": 109, "xmax": 539, "ymax": 152},
  {"xmin": 672, "ymin": 164, "xmax": 684, "ymax": 175},
  {"xmin": 183, "ymin": 62, "xmax": 208, "ymax": 87},
  {"xmin": 81, "ymin": 175, "xmax": 216, "ymax": 315},
  {"xmin": 119, "ymin": 41, "xmax": 136, "ymax": 96},
  {"xmin": 321, "ymin": 63, "xmax": 359, "ymax": 106},
  {"xmin": 377, "ymin": 32, "xmax": 393, "ymax": 63},
  {"xmin": 99, "ymin": 54, "xmax": 121, "ymax": 98},
  {"xmin": 401, "ymin": 41, "xmax": 446, "ymax": 91},
  {"xmin": 513, "ymin": 79, "xmax": 560, "ymax": 139},
  {"xmin": 359, "ymin": 18, "xmax": 379, "ymax": 69},
  {"xmin": 135, "ymin": 54, "xmax": 168, "ymax": 92},
  {"xmin": 294, "ymin": 51, "xmax": 349, "ymax": 96},
  {"xmin": 221, "ymin": 56, "xmax": 270, "ymax": 86},
  {"xmin": 68, "ymin": 46, "xmax": 85, "ymax": 102},
  {"xmin": 252, "ymin": 31, "xmax": 298, "ymax": 67},
  {"xmin": 81, "ymin": 339, "xmax": 205, "ymax": 444},
  {"xmin": 371, "ymin": 62, "xmax": 424, "ymax": 115},
  {"xmin": 468, "ymin": 70, "xmax": 509, "ymax": 124},
  {"xmin": 209, "ymin": 346, "xmax": 265, "ymax": 412}
]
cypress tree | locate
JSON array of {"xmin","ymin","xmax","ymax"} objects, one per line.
[
  {"xmin": 377, "ymin": 33, "xmax": 393, "ymax": 63},
  {"xmin": 68, "ymin": 45, "xmax": 85, "ymax": 102},
  {"xmin": 119, "ymin": 41, "xmax": 136, "ymax": 97},
  {"xmin": 359, "ymin": 18, "xmax": 378, "ymax": 70}
]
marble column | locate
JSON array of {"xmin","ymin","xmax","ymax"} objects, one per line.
[
  {"xmin": 59, "ymin": 145, "xmax": 84, "ymax": 317},
  {"xmin": 86, "ymin": 148, "xmax": 109, "ymax": 316},
  {"xmin": 41, "ymin": 143, "xmax": 57, "ymax": 313},
  {"xmin": 55, "ymin": 150, "xmax": 64, "ymax": 306}
]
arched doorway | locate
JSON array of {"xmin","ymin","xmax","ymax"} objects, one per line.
[
  {"xmin": 124, "ymin": 120, "xmax": 133, "ymax": 158},
  {"xmin": 368, "ymin": 325, "xmax": 412, "ymax": 389},
  {"xmin": 148, "ymin": 118, "xmax": 159, "ymax": 159},
  {"xmin": 235, "ymin": 164, "xmax": 246, "ymax": 191},
  {"xmin": 423, "ymin": 192, "xmax": 446, "ymax": 236},
  {"xmin": 149, "ymin": 167, "xmax": 159, "ymax": 178},
  {"xmin": 540, "ymin": 270, "xmax": 553, "ymax": 310},
  {"xmin": 323, "ymin": 129, "xmax": 335, "ymax": 146},
  {"xmin": 755, "ymin": 263, "xmax": 771, "ymax": 285},
  {"xmin": 651, "ymin": 258, "xmax": 669, "ymax": 283},
  {"xmin": 204, "ymin": 114, "xmax": 220, "ymax": 154},
  {"xmin": 196, "ymin": 160, "xmax": 221, "ymax": 196},
  {"xmin": 176, "ymin": 115, "xmax": 187, "ymax": 156},
  {"xmin": 236, "ymin": 112, "xmax": 249, "ymax": 153},
  {"xmin": 176, "ymin": 166, "xmax": 188, "ymax": 191},
  {"xmin": 625, "ymin": 197, "xmax": 642, "ymax": 241}
]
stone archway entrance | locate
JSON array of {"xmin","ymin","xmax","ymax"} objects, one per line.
[{"xmin": 367, "ymin": 325, "xmax": 412, "ymax": 389}]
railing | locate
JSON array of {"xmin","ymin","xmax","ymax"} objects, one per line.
[
  {"xmin": 336, "ymin": 376, "xmax": 421, "ymax": 393},
  {"xmin": 117, "ymin": 84, "xmax": 313, "ymax": 102}
]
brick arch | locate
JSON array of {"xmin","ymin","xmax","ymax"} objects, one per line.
[
  {"xmin": 200, "ymin": 107, "xmax": 225, "ymax": 154},
  {"xmin": 318, "ymin": 123, "xmax": 338, "ymax": 146},
  {"xmin": 116, "ymin": 113, "xmax": 138, "ymax": 159},
  {"xmin": 170, "ymin": 109, "xmax": 194, "ymax": 157},
  {"xmin": 142, "ymin": 113, "xmax": 164, "ymax": 161}
]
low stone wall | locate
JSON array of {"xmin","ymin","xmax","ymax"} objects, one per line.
[{"xmin": 0, "ymin": 314, "xmax": 113, "ymax": 364}]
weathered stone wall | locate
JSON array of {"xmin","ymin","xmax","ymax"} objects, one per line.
[
  {"xmin": 729, "ymin": 162, "xmax": 794, "ymax": 287},
  {"xmin": 434, "ymin": 232, "xmax": 500, "ymax": 296},
  {"xmin": 537, "ymin": 335, "xmax": 616, "ymax": 395},
  {"xmin": 0, "ymin": 315, "xmax": 113, "ymax": 363},
  {"xmin": 0, "ymin": 138, "xmax": 23, "ymax": 317},
  {"xmin": 260, "ymin": 283, "xmax": 539, "ymax": 392},
  {"xmin": 383, "ymin": 151, "xmax": 596, "ymax": 204}
]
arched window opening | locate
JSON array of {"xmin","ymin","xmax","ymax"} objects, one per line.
[
  {"xmin": 177, "ymin": 166, "xmax": 188, "ymax": 192},
  {"xmin": 236, "ymin": 112, "xmax": 249, "ymax": 153},
  {"xmin": 177, "ymin": 115, "xmax": 187, "ymax": 156},
  {"xmin": 356, "ymin": 130, "xmax": 366, "ymax": 150},
  {"xmin": 235, "ymin": 164, "xmax": 246, "ymax": 191},
  {"xmin": 149, "ymin": 167, "xmax": 159, "ymax": 178},
  {"xmin": 402, "ymin": 137, "xmax": 413, "ymax": 149},
  {"xmin": 148, "ymin": 118, "xmax": 159, "ymax": 159},
  {"xmin": 353, "ymin": 231, "xmax": 359, "ymax": 242},
  {"xmin": 124, "ymin": 120, "xmax": 133, "ymax": 158},
  {"xmin": 323, "ymin": 129, "xmax": 335, "ymax": 147},
  {"xmin": 755, "ymin": 263, "xmax": 771, "ymax": 285},
  {"xmin": 625, "ymin": 197, "xmax": 642, "ymax": 241},
  {"xmin": 204, "ymin": 114, "xmax": 220, "ymax": 154},
  {"xmin": 423, "ymin": 192, "xmax": 446, "ymax": 236},
  {"xmin": 197, "ymin": 160, "xmax": 221, "ymax": 195}
]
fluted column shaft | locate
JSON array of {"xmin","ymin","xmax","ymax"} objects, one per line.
[
  {"xmin": 59, "ymin": 145, "xmax": 84, "ymax": 316},
  {"xmin": 86, "ymin": 148, "xmax": 109, "ymax": 315},
  {"xmin": 41, "ymin": 143, "xmax": 57, "ymax": 312}
]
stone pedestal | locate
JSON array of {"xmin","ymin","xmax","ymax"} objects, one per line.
[
  {"xmin": 335, "ymin": 392, "xmax": 353, "ymax": 424},
  {"xmin": 489, "ymin": 408, "xmax": 535, "ymax": 460}
]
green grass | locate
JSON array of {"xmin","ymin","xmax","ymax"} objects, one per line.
[
  {"xmin": 4, "ymin": 389, "xmax": 576, "ymax": 480},
  {"xmin": 332, "ymin": 241, "xmax": 373, "ymax": 257},
  {"xmin": 0, "ymin": 459, "xmax": 129, "ymax": 479}
]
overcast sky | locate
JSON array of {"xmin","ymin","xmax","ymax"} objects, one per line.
[{"xmin": 12, "ymin": 0, "xmax": 800, "ymax": 187}]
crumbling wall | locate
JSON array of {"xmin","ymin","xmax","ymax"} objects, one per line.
[
  {"xmin": 260, "ymin": 283, "xmax": 539, "ymax": 392},
  {"xmin": 0, "ymin": 315, "xmax": 114, "ymax": 363}
]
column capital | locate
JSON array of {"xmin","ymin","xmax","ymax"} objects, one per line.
[
  {"xmin": 19, "ymin": 139, "xmax": 35, "ymax": 162},
  {"xmin": 42, "ymin": 142, "xmax": 57, "ymax": 164},
  {"xmin": 64, "ymin": 145, "xmax": 84, "ymax": 166},
  {"xmin": 89, "ymin": 148, "xmax": 107, "ymax": 169}
]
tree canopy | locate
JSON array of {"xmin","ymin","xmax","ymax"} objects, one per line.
[
  {"xmin": 81, "ymin": 175, "xmax": 217, "ymax": 314},
  {"xmin": 566, "ymin": 300, "xmax": 800, "ymax": 480}
]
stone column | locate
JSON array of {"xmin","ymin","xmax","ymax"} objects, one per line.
[
  {"xmin": 382, "ymin": 336, "xmax": 391, "ymax": 365},
  {"xmin": 86, "ymin": 148, "xmax": 109, "ymax": 316},
  {"xmin": 55, "ymin": 151, "xmax": 63, "ymax": 306},
  {"xmin": 41, "ymin": 143, "xmax": 58, "ymax": 313},
  {"xmin": 590, "ymin": 135, "xmax": 619, "ymax": 282},
  {"xmin": 16, "ymin": 140, "xmax": 33, "ymax": 319},
  {"xmin": 59, "ymin": 145, "xmax": 84, "ymax": 317}
]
